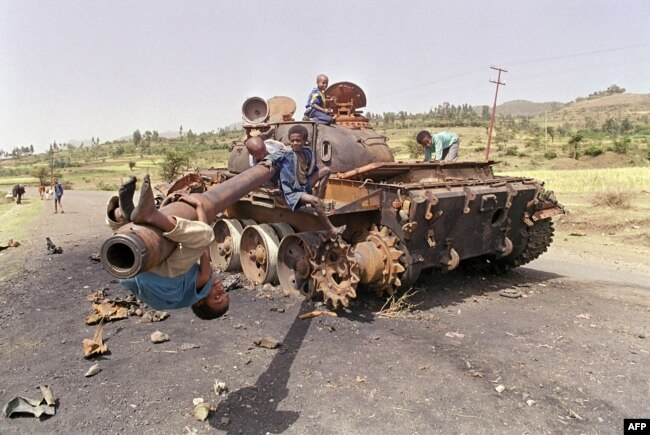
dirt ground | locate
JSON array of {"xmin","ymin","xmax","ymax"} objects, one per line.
[{"xmin": 0, "ymin": 190, "xmax": 648, "ymax": 434}]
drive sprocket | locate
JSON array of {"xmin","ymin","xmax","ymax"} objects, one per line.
[
  {"xmin": 355, "ymin": 225, "xmax": 406, "ymax": 297},
  {"xmin": 310, "ymin": 235, "xmax": 360, "ymax": 309}
]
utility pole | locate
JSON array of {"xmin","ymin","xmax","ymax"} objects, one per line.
[{"xmin": 485, "ymin": 66, "xmax": 507, "ymax": 161}]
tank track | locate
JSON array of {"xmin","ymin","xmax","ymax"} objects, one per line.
[
  {"xmin": 493, "ymin": 218, "xmax": 555, "ymax": 272},
  {"xmin": 462, "ymin": 219, "xmax": 555, "ymax": 274}
]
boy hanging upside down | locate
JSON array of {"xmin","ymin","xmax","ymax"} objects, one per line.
[{"xmin": 106, "ymin": 174, "xmax": 228, "ymax": 319}]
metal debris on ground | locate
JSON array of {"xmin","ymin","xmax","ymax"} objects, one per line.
[
  {"xmin": 213, "ymin": 380, "xmax": 228, "ymax": 395},
  {"xmin": 85, "ymin": 289, "xmax": 107, "ymax": 302},
  {"xmin": 495, "ymin": 384, "xmax": 506, "ymax": 393},
  {"xmin": 3, "ymin": 386, "xmax": 57, "ymax": 419},
  {"xmin": 445, "ymin": 331, "xmax": 465, "ymax": 339},
  {"xmin": 88, "ymin": 253, "xmax": 101, "ymax": 262},
  {"xmin": 140, "ymin": 310, "xmax": 170, "ymax": 323},
  {"xmin": 298, "ymin": 310, "xmax": 338, "ymax": 320},
  {"xmin": 254, "ymin": 337, "xmax": 281, "ymax": 349},
  {"xmin": 46, "ymin": 237, "xmax": 63, "ymax": 254},
  {"xmin": 192, "ymin": 403, "xmax": 212, "ymax": 421},
  {"xmin": 84, "ymin": 364, "xmax": 102, "ymax": 377},
  {"xmin": 150, "ymin": 331, "xmax": 170, "ymax": 343},
  {"xmin": 576, "ymin": 313, "xmax": 591, "ymax": 319},
  {"xmin": 0, "ymin": 239, "xmax": 21, "ymax": 251},
  {"xmin": 82, "ymin": 320, "xmax": 108, "ymax": 358},
  {"xmin": 499, "ymin": 289, "xmax": 523, "ymax": 298},
  {"xmin": 180, "ymin": 343, "xmax": 200, "ymax": 351}
]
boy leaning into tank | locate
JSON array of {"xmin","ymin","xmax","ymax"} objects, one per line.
[{"xmin": 262, "ymin": 124, "xmax": 343, "ymax": 237}]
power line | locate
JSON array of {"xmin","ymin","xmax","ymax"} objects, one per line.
[{"xmin": 375, "ymin": 42, "xmax": 650, "ymax": 101}]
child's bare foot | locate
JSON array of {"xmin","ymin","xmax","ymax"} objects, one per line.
[
  {"xmin": 329, "ymin": 225, "xmax": 346, "ymax": 239},
  {"xmin": 118, "ymin": 176, "xmax": 137, "ymax": 221},
  {"xmin": 130, "ymin": 175, "xmax": 157, "ymax": 224}
]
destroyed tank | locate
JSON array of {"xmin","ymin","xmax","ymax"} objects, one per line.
[
  {"xmin": 194, "ymin": 82, "xmax": 565, "ymax": 308},
  {"xmin": 102, "ymin": 82, "xmax": 559, "ymax": 309}
]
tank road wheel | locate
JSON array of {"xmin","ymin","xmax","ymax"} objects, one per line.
[
  {"xmin": 240, "ymin": 223, "xmax": 294, "ymax": 284},
  {"xmin": 210, "ymin": 219, "xmax": 250, "ymax": 272},
  {"xmin": 310, "ymin": 236, "xmax": 360, "ymax": 309},
  {"xmin": 277, "ymin": 232, "xmax": 321, "ymax": 299},
  {"xmin": 352, "ymin": 225, "xmax": 406, "ymax": 297},
  {"xmin": 491, "ymin": 218, "xmax": 555, "ymax": 273}
]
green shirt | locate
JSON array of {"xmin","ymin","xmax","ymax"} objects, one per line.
[{"xmin": 424, "ymin": 131, "xmax": 459, "ymax": 161}]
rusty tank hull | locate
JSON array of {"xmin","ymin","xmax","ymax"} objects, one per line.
[{"xmin": 183, "ymin": 82, "xmax": 564, "ymax": 308}]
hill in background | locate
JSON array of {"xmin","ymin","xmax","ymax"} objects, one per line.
[{"xmin": 495, "ymin": 100, "xmax": 566, "ymax": 116}]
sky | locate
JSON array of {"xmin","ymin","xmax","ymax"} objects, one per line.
[{"xmin": 1, "ymin": 0, "xmax": 650, "ymax": 153}]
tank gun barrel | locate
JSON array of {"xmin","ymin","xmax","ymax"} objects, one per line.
[{"xmin": 100, "ymin": 164, "xmax": 277, "ymax": 279}]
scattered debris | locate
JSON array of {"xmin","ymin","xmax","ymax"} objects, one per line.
[
  {"xmin": 192, "ymin": 403, "xmax": 212, "ymax": 421},
  {"xmin": 85, "ymin": 289, "xmax": 107, "ymax": 303},
  {"xmin": 356, "ymin": 376, "xmax": 367, "ymax": 383},
  {"xmin": 377, "ymin": 289, "xmax": 421, "ymax": 318},
  {"xmin": 213, "ymin": 380, "xmax": 228, "ymax": 395},
  {"xmin": 192, "ymin": 398, "xmax": 204, "ymax": 406},
  {"xmin": 254, "ymin": 337, "xmax": 281, "ymax": 349},
  {"xmin": 85, "ymin": 297, "xmax": 139, "ymax": 325},
  {"xmin": 0, "ymin": 239, "xmax": 21, "ymax": 251},
  {"xmin": 3, "ymin": 386, "xmax": 57, "ymax": 419},
  {"xmin": 568, "ymin": 409, "xmax": 583, "ymax": 420},
  {"xmin": 298, "ymin": 310, "xmax": 337, "ymax": 320},
  {"xmin": 569, "ymin": 231, "xmax": 587, "ymax": 237},
  {"xmin": 150, "ymin": 331, "xmax": 170, "ymax": 343},
  {"xmin": 46, "ymin": 237, "xmax": 63, "ymax": 254},
  {"xmin": 220, "ymin": 417, "xmax": 230, "ymax": 426},
  {"xmin": 499, "ymin": 289, "xmax": 522, "ymax": 299},
  {"xmin": 83, "ymin": 320, "xmax": 108, "ymax": 358},
  {"xmin": 180, "ymin": 343, "xmax": 200, "ymax": 351},
  {"xmin": 88, "ymin": 253, "xmax": 101, "ymax": 262},
  {"xmin": 495, "ymin": 385, "xmax": 506, "ymax": 393},
  {"xmin": 140, "ymin": 310, "xmax": 170, "ymax": 323},
  {"xmin": 445, "ymin": 331, "xmax": 465, "ymax": 339},
  {"xmin": 527, "ymin": 399, "xmax": 536, "ymax": 407},
  {"xmin": 270, "ymin": 307, "xmax": 285, "ymax": 313},
  {"xmin": 84, "ymin": 364, "xmax": 102, "ymax": 377},
  {"xmin": 576, "ymin": 313, "xmax": 591, "ymax": 320}
]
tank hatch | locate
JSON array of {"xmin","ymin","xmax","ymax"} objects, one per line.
[{"xmin": 325, "ymin": 82, "xmax": 370, "ymax": 128}]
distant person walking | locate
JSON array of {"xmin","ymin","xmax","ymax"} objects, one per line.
[
  {"xmin": 12, "ymin": 184, "xmax": 25, "ymax": 204},
  {"xmin": 53, "ymin": 178, "xmax": 64, "ymax": 213},
  {"xmin": 416, "ymin": 130, "xmax": 460, "ymax": 162}
]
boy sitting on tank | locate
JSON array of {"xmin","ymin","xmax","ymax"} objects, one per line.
[
  {"xmin": 263, "ymin": 125, "xmax": 342, "ymax": 237},
  {"xmin": 105, "ymin": 175, "xmax": 228, "ymax": 320},
  {"xmin": 304, "ymin": 74, "xmax": 335, "ymax": 125}
]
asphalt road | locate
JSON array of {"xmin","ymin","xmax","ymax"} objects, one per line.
[{"xmin": 0, "ymin": 190, "xmax": 648, "ymax": 434}]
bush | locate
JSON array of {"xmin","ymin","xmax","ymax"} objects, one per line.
[
  {"xmin": 97, "ymin": 181, "xmax": 118, "ymax": 191},
  {"xmin": 505, "ymin": 146, "xmax": 518, "ymax": 156},
  {"xmin": 475, "ymin": 146, "xmax": 485, "ymax": 153},
  {"xmin": 544, "ymin": 150, "xmax": 557, "ymax": 160},
  {"xmin": 593, "ymin": 190, "xmax": 631, "ymax": 209},
  {"xmin": 584, "ymin": 146, "xmax": 603, "ymax": 157},
  {"xmin": 613, "ymin": 138, "xmax": 631, "ymax": 154}
]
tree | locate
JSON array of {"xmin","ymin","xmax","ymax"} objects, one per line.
[
  {"xmin": 32, "ymin": 167, "xmax": 49, "ymax": 184},
  {"xmin": 133, "ymin": 129, "xmax": 142, "ymax": 147},
  {"xmin": 159, "ymin": 151, "xmax": 190, "ymax": 182},
  {"xmin": 128, "ymin": 161, "xmax": 137, "ymax": 171},
  {"xmin": 179, "ymin": 125, "xmax": 184, "ymax": 138},
  {"xmin": 568, "ymin": 133, "xmax": 584, "ymax": 160}
]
